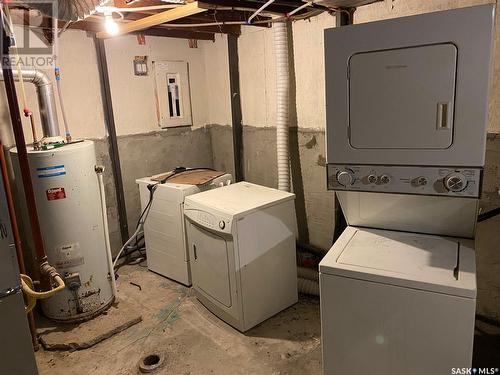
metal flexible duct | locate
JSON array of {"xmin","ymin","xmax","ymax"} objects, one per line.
[
  {"xmin": 28, "ymin": 0, "xmax": 106, "ymax": 21},
  {"xmin": 0, "ymin": 69, "xmax": 60, "ymax": 138}
]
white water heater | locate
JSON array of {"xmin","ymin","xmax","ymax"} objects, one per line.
[{"xmin": 11, "ymin": 140, "xmax": 114, "ymax": 322}]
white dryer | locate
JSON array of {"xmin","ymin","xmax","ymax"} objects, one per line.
[
  {"xmin": 320, "ymin": 227, "xmax": 476, "ymax": 375},
  {"xmin": 136, "ymin": 171, "xmax": 232, "ymax": 286},
  {"xmin": 184, "ymin": 182, "xmax": 298, "ymax": 332}
]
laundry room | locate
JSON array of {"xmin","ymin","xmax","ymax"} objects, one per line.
[{"xmin": 0, "ymin": 0, "xmax": 499, "ymax": 374}]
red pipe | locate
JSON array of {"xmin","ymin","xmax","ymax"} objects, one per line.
[
  {"xmin": 0, "ymin": 138, "xmax": 39, "ymax": 350},
  {"xmin": 1, "ymin": 30, "xmax": 48, "ymax": 270},
  {"xmin": 0, "ymin": 139, "xmax": 26, "ymax": 273}
]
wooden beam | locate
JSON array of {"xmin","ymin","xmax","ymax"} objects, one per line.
[
  {"xmin": 96, "ymin": 1, "xmax": 207, "ymax": 39},
  {"xmin": 138, "ymin": 27, "xmax": 215, "ymax": 40},
  {"xmin": 70, "ymin": 20, "xmax": 215, "ymax": 40},
  {"xmin": 158, "ymin": 23, "xmax": 241, "ymax": 35}
]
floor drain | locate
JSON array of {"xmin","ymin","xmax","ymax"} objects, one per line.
[{"xmin": 139, "ymin": 353, "xmax": 165, "ymax": 373}]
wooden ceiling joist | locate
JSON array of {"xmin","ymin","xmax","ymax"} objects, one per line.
[
  {"xmin": 70, "ymin": 20, "xmax": 216, "ymax": 40},
  {"xmin": 96, "ymin": 1, "xmax": 207, "ymax": 39}
]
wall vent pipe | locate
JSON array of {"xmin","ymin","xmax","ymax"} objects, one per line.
[
  {"xmin": 0, "ymin": 69, "xmax": 61, "ymax": 139},
  {"xmin": 274, "ymin": 21, "xmax": 291, "ymax": 192}
]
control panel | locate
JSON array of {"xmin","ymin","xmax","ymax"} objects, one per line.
[
  {"xmin": 327, "ymin": 164, "xmax": 481, "ymax": 198},
  {"xmin": 184, "ymin": 208, "xmax": 232, "ymax": 235}
]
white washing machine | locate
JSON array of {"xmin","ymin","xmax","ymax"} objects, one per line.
[
  {"xmin": 184, "ymin": 182, "xmax": 298, "ymax": 332},
  {"xmin": 320, "ymin": 227, "xmax": 476, "ymax": 375},
  {"xmin": 136, "ymin": 171, "xmax": 232, "ymax": 285},
  {"xmin": 321, "ymin": 5, "xmax": 494, "ymax": 375}
]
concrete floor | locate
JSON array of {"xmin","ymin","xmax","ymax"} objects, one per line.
[
  {"xmin": 35, "ymin": 263, "xmax": 500, "ymax": 374},
  {"xmin": 36, "ymin": 264, "xmax": 322, "ymax": 375}
]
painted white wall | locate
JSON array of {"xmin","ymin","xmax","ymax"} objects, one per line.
[
  {"xmin": 239, "ymin": 13, "xmax": 335, "ymax": 129},
  {"xmin": 0, "ymin": 28, "xmax": 231, "ymax": 145},
  {"xmin": 104, "ymin": 34, "xmax": 226, "ymax": 135},
  {"xmin": 203, "ymin": 34, "xmax": 232, "ymax": 126},
  {"xmin": 0, "ymin": 28, "xmax": 106, "ymax": 146}
]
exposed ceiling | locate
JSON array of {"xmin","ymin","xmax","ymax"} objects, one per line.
[{"xmin": 10, "ymin": 0, "xmax": 382, "ymax": 41}]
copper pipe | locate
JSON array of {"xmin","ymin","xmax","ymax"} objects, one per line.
[
  {"xmin": 0, "ymin": 138, "xmax": 39, "ymax": 350},
  {"xmin": 1, "ymin": 30, "xmax": 48, "ymax": 273},
  {"xmin": 28, "ymin": 114, "xmax": 39, "ymax": 148}
]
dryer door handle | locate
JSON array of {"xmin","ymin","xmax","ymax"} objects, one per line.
[{"xmin": 193, "ymin": 244, "xmax": 198, "ymax": 261}]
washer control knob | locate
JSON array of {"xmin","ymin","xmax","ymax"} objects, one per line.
[
  {"xmin": 336, "ymin": 170, "xmax": 354, "ymax": 187},
  {"xmin": 380, "ymin": 174, "xmax": 391, "ymax": 184},
  {"xmin": 416, "ymin": 176, "xmax": 428, "ymax": 186},
  {"xmin": 444, "ymin": 173, "xmax": 467, "ymax": 192},
  {"xmin": 219, "ymin": 220, "xmax": 226, "ymax": 230},
  {"xmin": 367, "ymin": 174, "xmax": 377, "ymax": 184}
]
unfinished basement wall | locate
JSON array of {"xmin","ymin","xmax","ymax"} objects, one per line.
[
  {"xmin": 0, "ymin": 29, "xmax": 224, "ymax": 254},
  {"xmin": 103, "ymin": 33, "xmax": 222, "ymax": 242},
  {"xmin": 209, "ymin": 13, "xmax": 338, "ymax": 251}
]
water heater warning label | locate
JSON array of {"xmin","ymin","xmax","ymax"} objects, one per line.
[
  {"xmin": 46, "ymin": 187, "xmax": 66, "ymax": 201},
  {"xmin": 55, "ymin": 243, "xmax": 84, "ymax": 269}
]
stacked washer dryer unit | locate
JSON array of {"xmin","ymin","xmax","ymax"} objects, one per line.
[{"xmin": 320, "ymin": 5, "xmax": 494, "ymax": 375}]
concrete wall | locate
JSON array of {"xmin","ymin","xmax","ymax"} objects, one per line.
[
  {"xmin": 93, "ymin": 127, "xmax": 213, "ymax": 250},
  {"xmin": 227, "ymin": 13, "xmax": 337, "ymax": 251}
]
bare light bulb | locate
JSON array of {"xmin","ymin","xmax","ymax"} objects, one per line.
[{"xmin": 105, "ymin": 15, "xmax": 119, "ymax": 36}]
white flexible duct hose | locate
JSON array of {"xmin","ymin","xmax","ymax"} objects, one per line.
[
  {"xmin": 274, "ymin": 21, "xmax": 291, "ymax": 192},
  {"xmin": 298, "ymin": 277, "xmax": 319, "ymax": 296}
]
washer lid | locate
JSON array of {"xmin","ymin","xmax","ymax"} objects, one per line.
[{"xmin": 319, "ymin": 227, "xmax": 476, "ymax": 298}]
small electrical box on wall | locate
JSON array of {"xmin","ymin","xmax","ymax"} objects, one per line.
[
  {"xmin": 153, "ymin": 60, "xmax": 192, "ymax": 128},
  {"xmin": 133, "ymin": 56, "xmax": 148, "ymax": 76}
]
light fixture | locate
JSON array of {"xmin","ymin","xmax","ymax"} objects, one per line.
[{"xmin": 104, "ymin": 13, "xmax": 120, "ymax": 36}]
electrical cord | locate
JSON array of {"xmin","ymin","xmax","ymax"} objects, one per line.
[
  {"xmin": 113, "ymin": 182, "xmax": 158, "ymax": 269},
  {"xmin": 114, "ymin": 166, "xmax": 216, "ymax": 268},
  {"xmin": 156, "ymin": 166, "xmax": 216, "ymax": 184}
]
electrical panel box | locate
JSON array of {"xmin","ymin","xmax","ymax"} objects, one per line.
[{"xmin": 153, "ymin": 60, "xmax": 192, "ymax": 128}]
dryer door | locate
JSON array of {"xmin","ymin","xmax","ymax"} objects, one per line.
[
  {"xmin": 349, "ymin": 44, "xmax": 457, "ymax": 150},
  {"xmin": 188, "ymin": 223, "xmax": 232, "ymax": 307}
]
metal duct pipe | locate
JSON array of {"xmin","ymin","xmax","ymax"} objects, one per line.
[
  {"xmin": 0, "ymin": 69, "xmax": 60, "ymax": 139},
  {"xmin": 29, "ymin": 0, "xmax": 107, "ymax": 21}
]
